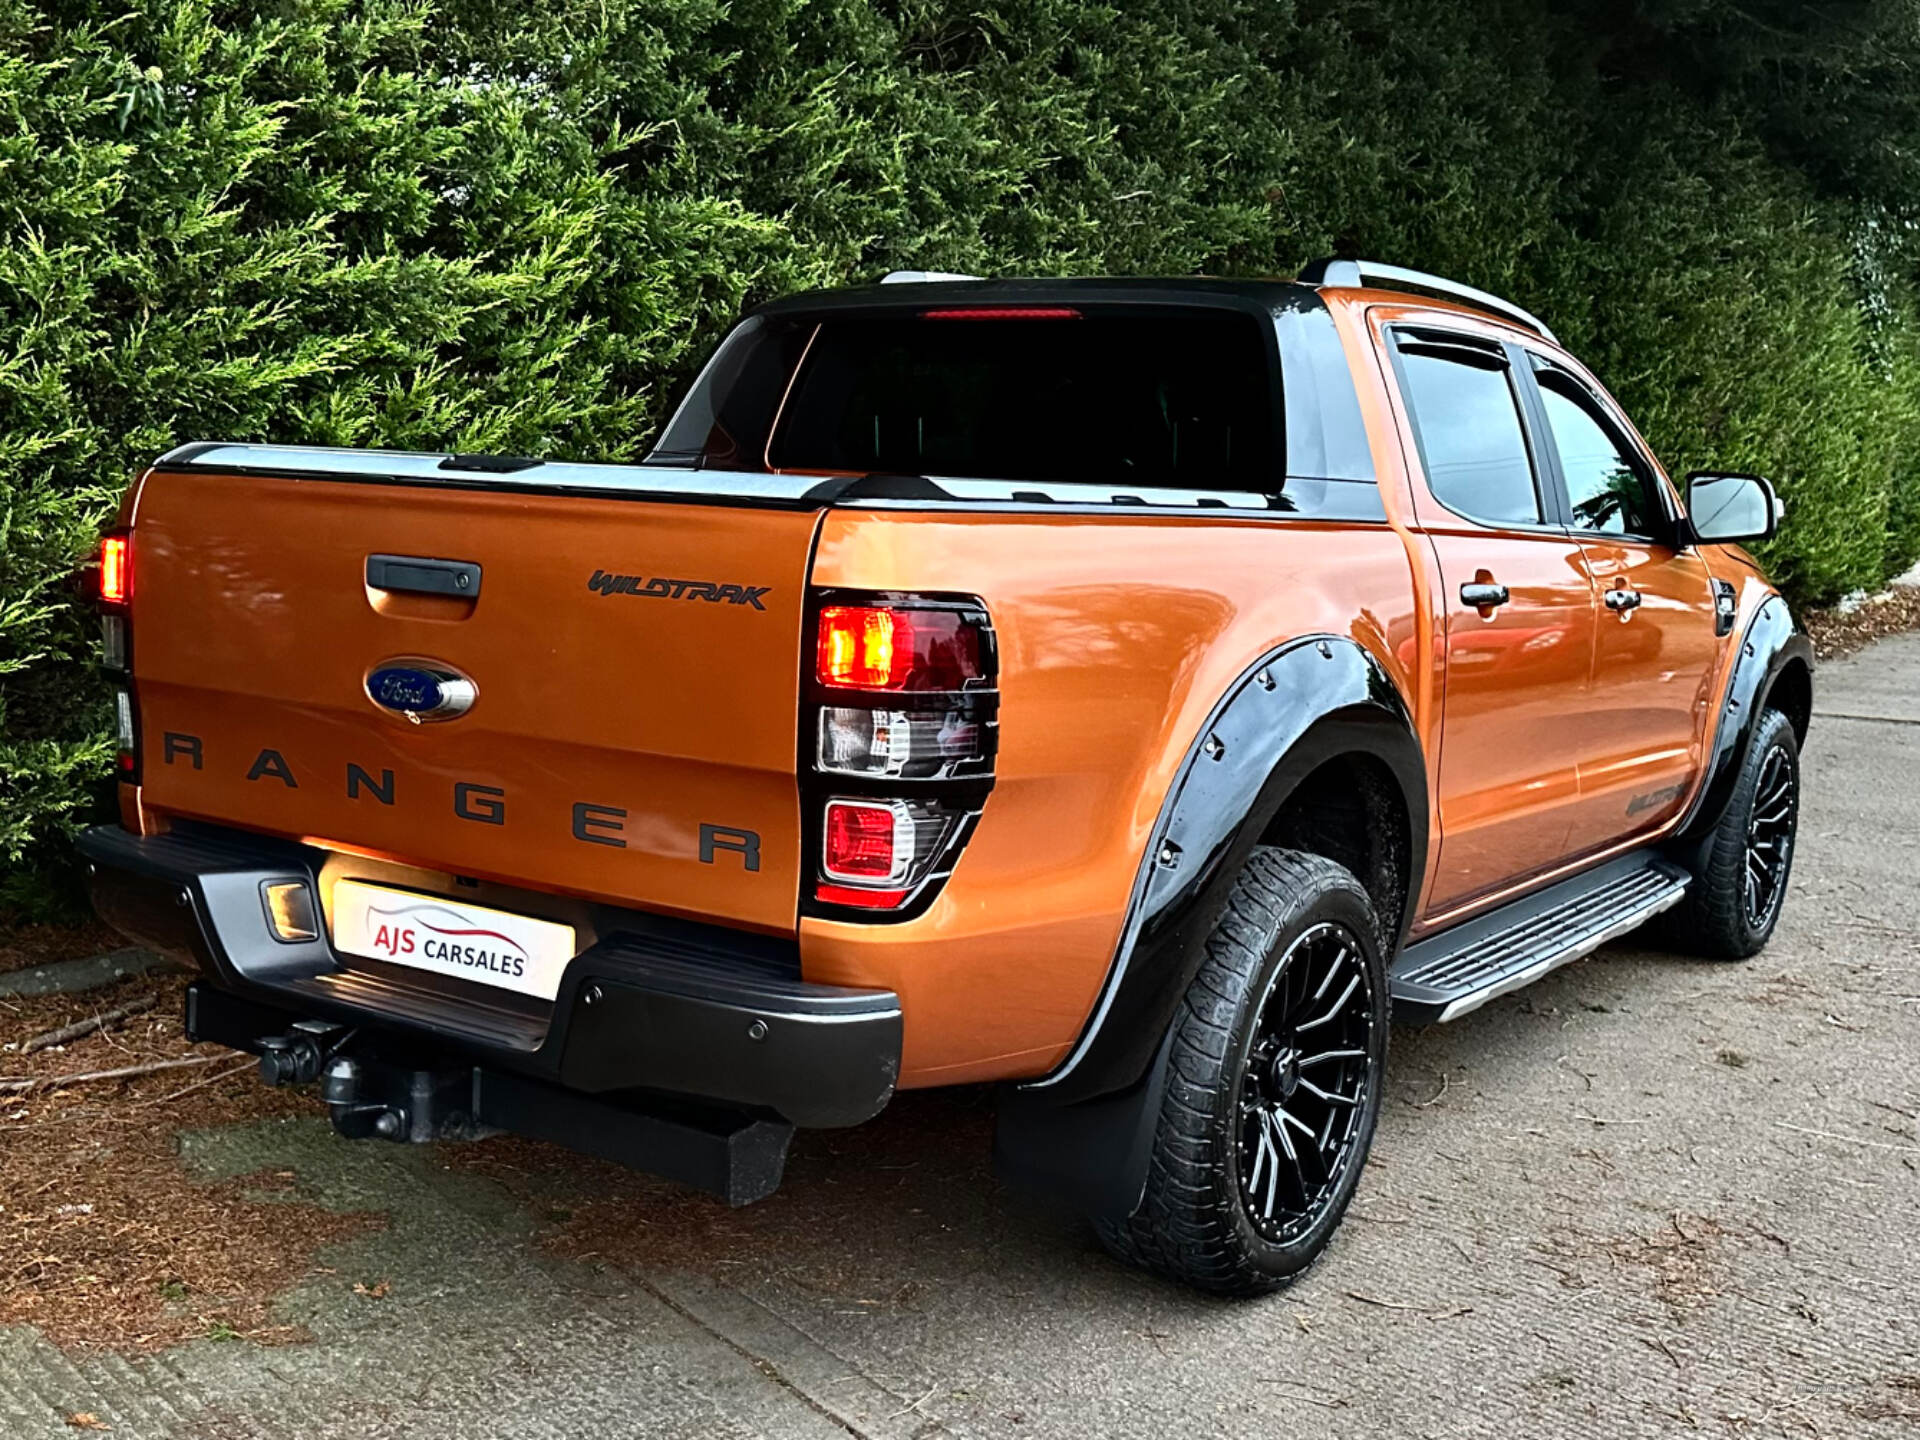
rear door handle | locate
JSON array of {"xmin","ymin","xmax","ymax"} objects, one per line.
[
  {"xmin": 366, "ymin": 553, "xmax": 482, "ymax": 598},
  {"xmin": 1460, "ymin": 582, "xmax": 1510, "ymax": 609},
  {"xmin": 1604, "ymin": 586, "xmax": 1642, "ymax": 613}
]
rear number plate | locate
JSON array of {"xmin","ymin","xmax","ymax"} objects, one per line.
[{"xmin": 330, "ymin": 879, "xmax": 577, "ymax": 1000}]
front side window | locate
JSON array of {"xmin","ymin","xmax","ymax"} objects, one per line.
[
  {"xmin": 1394, "ymin": 341, "xmax": 1542, "ymax": 526},
  {"xmin": 1535, "ymin": 372, "xmax": 1661, "ymax": 538}
]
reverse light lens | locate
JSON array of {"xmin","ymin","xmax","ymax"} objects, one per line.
[
  {"xmin": 815, "ymin": 605, "xmax": 984, "ymax": 691},
  {"xmin": 113, "ymin": 688, "xmax": 138, "ymax": 776},
  {"xmin": 261, "ymin": 880, "xmax": 319, "ymax": 943},
  {"xmin": 99, "ymin": 535, "xmax": 130, "ymax": 605},
  {"xmin": 822, "ymin": 799, "xmax": 909, "ymax": 883},
  {"xmin": 101, "ymin": 615, "xmax": 128, "ymax": 670},
  {"xmin": 818, "ymin": 706, "xmax": 984, "ymax": 778}
]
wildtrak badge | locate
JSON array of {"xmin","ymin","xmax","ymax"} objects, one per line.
[{"xmin": 587, "ymin": 570, "xmax": 771, "ymax": 610}]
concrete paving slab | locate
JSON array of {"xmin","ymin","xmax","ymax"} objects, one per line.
[
  {"xmin": 2, "ymin": 629, "xmax": 1916, "ymax": 1438},
  {"xmin": 0, "ymin": 946, "xmax": 185, "ymax": 1000}
]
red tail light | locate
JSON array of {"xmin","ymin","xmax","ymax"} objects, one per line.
[
  {"xmin": 823, "ymin": 799, "xmax": 907, "ymax": 882},
  {"xmin": 816, "ymin": 605, "xmax": 984, "ymax": 692},
  {"xmin": 99, "ymin": 534, "xmax": 131, "ymax": 605},
  {"xmin": 806, "ymin": 591, "xmax": 996, "ymax": 920}
]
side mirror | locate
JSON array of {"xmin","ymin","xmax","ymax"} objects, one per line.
[{"xmin": 1685, "ymin": 472, "xmax": 1781, "ymax": 544}]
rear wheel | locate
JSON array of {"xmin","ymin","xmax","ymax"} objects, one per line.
[
  {"xmin": 1665, "ymin": 707, "xmax": 1801, "ymax": 959},
  {"xmin": 1095, "ymin": 848, "xmax": 1388, "ymax": 1295}
]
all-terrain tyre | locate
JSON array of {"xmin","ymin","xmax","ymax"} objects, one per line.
[
  {"xmin": 1663, "ymin": 707, "xmax": 1801, "ymax": 960},
  {"xmin": 1095, "ymin": 847, "xmax": 1389, "ymax": 1296}
]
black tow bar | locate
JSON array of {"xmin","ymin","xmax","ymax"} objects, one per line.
[{"xmin": 185, "ymin": 980, "xmax": 795, "ymax": 1206}]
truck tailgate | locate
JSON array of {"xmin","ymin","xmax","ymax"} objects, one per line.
[{"xmin": 128, "ymin": 467, "xmax": 818, "ymax": 933}]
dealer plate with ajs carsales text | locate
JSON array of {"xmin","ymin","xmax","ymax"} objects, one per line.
[{"xmin": 330, "ymin": 879, "xmax": 576, "ymax": 999}]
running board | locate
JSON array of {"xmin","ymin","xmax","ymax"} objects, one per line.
[{"xmin": 1390, "ymin": 853, "xmax": 1690, "ymax": 1023}]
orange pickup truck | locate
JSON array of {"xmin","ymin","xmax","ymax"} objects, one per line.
[{"xmin": 82, "ymin": 260, "xmax": 1811, "ymax": 1293}]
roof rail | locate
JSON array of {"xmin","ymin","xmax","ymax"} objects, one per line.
[
  {"xmin": 1298, "ymin": 258, "xmax": 1557, "ymax": 345},
  {"xmin": 880, "ymin": 270, "xmax": 983, "ymax": 284}
]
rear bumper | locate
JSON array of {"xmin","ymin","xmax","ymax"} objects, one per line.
[{"xmin": 79, "ymin": 823, "xmax": 901, "ymax": 1129}]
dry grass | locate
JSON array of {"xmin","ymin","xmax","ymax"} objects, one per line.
[{"xmin": 1, "ymin": 967, "xmax": 382, "ymax": 1353}]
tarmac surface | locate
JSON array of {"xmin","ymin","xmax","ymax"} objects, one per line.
[{"xmin": 3, "ymin": 632, "xmax": 1916, "ymax": 1439}]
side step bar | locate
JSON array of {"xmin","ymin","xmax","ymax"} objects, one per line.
[{"xmin": 1391, "ymin": 852, "xmax": 1690, "ymax": 1023}]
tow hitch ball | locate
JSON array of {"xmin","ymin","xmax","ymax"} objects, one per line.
[
  {"xmin": 321, "ymin": 1057, "xmax": 409, "ymax": 1140},
  {"xmin": 254, "ymin": 1025, "xmax": 460, "ymax": 1143}
]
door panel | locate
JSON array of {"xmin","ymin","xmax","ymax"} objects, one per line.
[
  {"xmin": 1519, "ymin": 357, "xmax": 1722, "ymax": 856},
  {"xmin": 1565, "ymin": 540, "xmax": 1719, "ymax": 851},
  {"xmin": 1383, "ymin": 326, "xmax": 1599, "ymax": 919},
  {"xmin": 1426, "ymin": 533, "xmax": 1596, "ymax": 913}
]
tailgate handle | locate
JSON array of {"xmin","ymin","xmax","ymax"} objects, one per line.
[{"xmin": 365, "ymin": 553, "xmax": 482, "ymax": 598}]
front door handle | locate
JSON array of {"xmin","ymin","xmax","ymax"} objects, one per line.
[
  {"xmin": 1460, "ymin": 582, "xmax": 1510, "ymax": 610},
  {"xmin": 1604, "ymin": 586, "xmax": 1643, "ymax": 613}
]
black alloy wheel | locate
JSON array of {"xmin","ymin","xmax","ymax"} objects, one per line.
[
  {"xmin": 1742, "ymin": 740, "xmax": 1797, "ymax": 933},
  {"xmin": 1662, "ymin": 706, "xmax": 1802, "ymax": 960},
  {"xmin": 1095, "ymin": 847, "xmax": 1389, "ymax": 1295},
  {"xmin": 1235, "ymin": 921, "xmax": 1376, "ymax": 1245}
]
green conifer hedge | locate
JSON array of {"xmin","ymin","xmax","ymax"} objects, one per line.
[{"xmin": 2, "ymin": 0, "xmax": 1917, "ymax": 908}]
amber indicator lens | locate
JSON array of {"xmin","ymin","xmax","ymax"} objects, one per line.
[
  {"xmin": 815, "ymin": 605, "xmax": 984, "ymax": 691},
  {"xmin": 99, "ymin": 534, "xmax": 131, "ymax": 605},
  {"xmin": 260, "ymin": 880, "xmax": 320, "ymax": 943}
]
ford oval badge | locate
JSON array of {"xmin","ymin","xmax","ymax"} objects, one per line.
[{"xmin": 365, "ymin": 661, "xmax": 477, "ymax": 723}]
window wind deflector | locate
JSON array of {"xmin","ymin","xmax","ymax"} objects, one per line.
[
  {"xmin": 1391, "ymin": 329, "xmax": 1510, "ymax": 371},
  {"xmin": 440, "ymin": 453, "xmax": 543, "ymax": 473}
]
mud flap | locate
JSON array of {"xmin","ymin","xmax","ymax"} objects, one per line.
[{"xmin": 991, "ymin": 1026, "xmax": 1177, "ymax": 1221}]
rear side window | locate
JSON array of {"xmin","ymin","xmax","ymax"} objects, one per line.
[
  {"xmin": 658, "ymin": 310, "xmax": 1276, "ymax": 489},
  {"xmin": 1394, "ymin": 341, "xmax": 1542, "ymax": 527}
]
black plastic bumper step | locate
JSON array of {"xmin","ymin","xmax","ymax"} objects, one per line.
[{"xmin": 1390, "ymin": 852, "xmax": 1690, "ymax": 1023}]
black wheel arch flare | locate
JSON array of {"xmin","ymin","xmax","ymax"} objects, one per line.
[
  {"xmin": 1026, "ymin": 634, "xmax": 1425, "ymax": 1108},
  {"xmin": 1669, "ymin": 593, "xmax": 1814, "ymax": 860}
]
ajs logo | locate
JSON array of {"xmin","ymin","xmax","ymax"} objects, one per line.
[{"xmin": 365, "ymin": 901, "xmax": 530, "ymax": 980}]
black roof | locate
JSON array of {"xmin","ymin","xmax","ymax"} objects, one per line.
[{"xmin": 752, "ymin": 275, "xmax": 1320, "ymax": 319}]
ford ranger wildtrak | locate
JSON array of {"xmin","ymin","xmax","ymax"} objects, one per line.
[{"xmin": 81, "ymin": 259, "xmax": 1811, "ymax": 1294}]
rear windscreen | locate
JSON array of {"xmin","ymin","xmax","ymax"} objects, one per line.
[{"xmin": 654, "ymin": 310, "xmax": 1277, "ymax": 490}]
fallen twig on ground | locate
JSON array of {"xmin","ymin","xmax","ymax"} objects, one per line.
[
  {"xmin": 0, "ymin": 1054, "xmax": 217, "ymax": 1093},
  {"xmin": 139, "ymin": 1055, "xmax": 256, "ymax": 1106},
  {"xmin": 1775, "ymin": 1120, "xmax": 1920, "ymax": 1155},
  {"xmin": 20, "ymin": 994, "xmax": 157, "ymax": 1054}
]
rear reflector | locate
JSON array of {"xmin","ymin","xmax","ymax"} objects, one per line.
[
  {"xmin": 814, "ymin": 883, "xmax": 909, "ymax": 910},
  {"xmin": 816, "ymin": 605, "xmax": 985, "ymax": 692},
  {"xmin": 822, "ymin": 799, "xmax": 909, "ymax": 883},
  {"xmin": 99, "ymin": 534, "xmax": 130, "ymax": 605}
]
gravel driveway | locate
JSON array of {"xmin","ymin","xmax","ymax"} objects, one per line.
[{"xmin": 4, "ymin": 633, "xmax": 1916, "ymax": 1440}]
